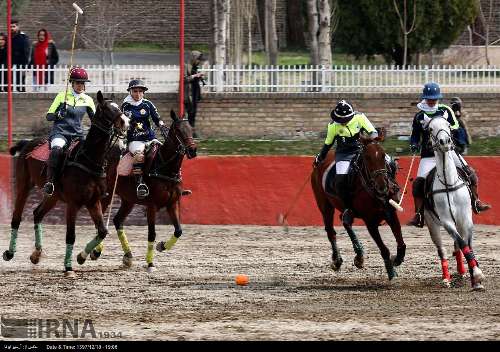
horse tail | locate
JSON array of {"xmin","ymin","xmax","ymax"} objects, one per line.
[{"xmin": 9, "ymin": 140, "xmax": 30, "ymax": 156}]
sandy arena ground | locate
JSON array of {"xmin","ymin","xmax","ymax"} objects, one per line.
[{"xmin": 0, "ymin": 223, "xmax": 499, "ymax": 341}]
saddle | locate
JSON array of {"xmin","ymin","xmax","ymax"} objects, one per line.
[
  {"xmin": 424, "ymin": 167, "xmax": 471, "ymax": 219},
  {"xmin": 322, "ymin": 158, "xmax": 358, "ymax": 197},
  {"xmin": 27, "ymin": 140, "xmax": 80, "ymax": 162},
  {"xmin": 117, "ymin": 141, "xmax": 160, "ymax": 177}
]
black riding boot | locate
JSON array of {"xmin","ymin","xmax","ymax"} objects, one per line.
[
  {"xmin": 464, "ymin": 166, "xmax": 491, "ymax": 214},
  {"xmin": 335, "ymin": 174, "xmax": 353, "ymax": 224},
  {"xmin": 43, "ymin": 146, "xmax": 63, "ymax": 196},
  {"xmin": 407, "ymin": 177, "xmax": 425, "ymax": 228},
  {"xmin": 133, "ymin": 163, "xmax": 149, "ymax": 199}
]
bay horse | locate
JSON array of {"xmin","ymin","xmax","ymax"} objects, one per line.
[
  {"xmin": 425, "ymin": 116, "xmax": 484, "ymax": 290},
  {"xmin": 3, "ymin": 91, "xmax": 130, "ymax": 277},
  {"xmin": 311, "ymin": 136, "xmax": 406, "ymax": 280},
  {"xmin": 80, "ymin": 110, "xmax": 197, "ymax": 272}
]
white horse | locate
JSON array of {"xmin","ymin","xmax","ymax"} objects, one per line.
[{"xmin": 425, "ymin": 116, "xmax": 485, "ymax": 290}]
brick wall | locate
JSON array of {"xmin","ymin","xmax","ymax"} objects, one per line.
[
  {"xmin": 0, "ymin": 0, "xmax": 287, "ymax": 50},
  {"xmin": 2, "ymin": 92, "xmax": 500, "ymax": 141}
]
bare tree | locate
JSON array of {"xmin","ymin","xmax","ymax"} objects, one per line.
[
  {"xmin": 393, "ymin": 0, "xmax": 418, "ymax": 68},
  {"xmin": 213, "ymin": 0, "xmax": 229, "ymax": 66},
  {"xmin": 475, "ymin": 0, "xmax": 494, "ymax": 65},
  {"xmin": 241, "ymin": 0, "xmax": 256, "ymax": 65},
  {"xmin": 307, "ymin": 0, "xmax": 334, "ymax": 66},
  {"xmin": 265, "ymin": 0, "xmax": 278, "ymax": 65}
]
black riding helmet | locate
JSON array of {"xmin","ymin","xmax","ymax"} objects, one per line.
[
  {"xmin": 450, "ymin": 96, "xmax": 462, "ymax": 112},
  {"xmin": 127, "ymin": 79, "xmax": 148, "ymax": 92},
  {"xmin": 331, "ymin": 100, "xmax": 355, "ymax": 124}
]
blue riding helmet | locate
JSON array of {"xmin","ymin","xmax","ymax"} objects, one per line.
[{"xmin": 421, "ymin": 82, "xmax": 442, "ymax": 100}]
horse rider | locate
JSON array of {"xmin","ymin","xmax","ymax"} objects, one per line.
[
  {"xmin": 43, "ymin": 66, "xmax": 95, "ymax": 196},
  {"xmin": 313, "ymin": 99, "xmax": 380, "ymax": 224},
  {"xmin": 121, "ymin": 79, "xmax": 165, "ymax": 199},
  {"xmin": 407, "ymin": 82, "xmax": 491, "ymax": 228}
]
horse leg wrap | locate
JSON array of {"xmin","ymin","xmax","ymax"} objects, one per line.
[
  {"xmin": 462, "ymin": 246, "xmax": 478, "ymax": 269},
  {"xmin": 453, "ymin": 250, "xmax": 466, "ymax": 275},
  {"xmin": 84, "ymin": 236, "xmax": 103, "ymax": 256},
  {"xmin": 441, "ymin": 259, "xmax": 451, "ymax": 281},
  {"xmin": 164, "ymin": 235, "xmax": 178, "ymax": 250},
  {"xmin": 94, "ymin": 242, "xmax": 104, "ymax": 253},
  {"xmin": 146, "ymin": 241, "xmax": 155, "ymax": 264},
  {"xmin": 117, "ymin": 229, "xmax": 131, "ymax": 253},
  {"xmin": 34, "ymin": 223, "xmax": 43, "ymax": 250},
  {"xmin": 8, "ymin": 228, "xmax": 19, "ymax": 253},
  {"xmin": 65, "ymin": 244, "xmax": 74, "ymax": 268}
]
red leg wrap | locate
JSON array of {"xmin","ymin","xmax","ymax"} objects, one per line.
[
  {"xmin": 441, "ymin": 259, "xmax": 451, "ymax": 281},
  {"xmin": 453, "ymin": 250, "xmax": 466, "ymax": 275}
]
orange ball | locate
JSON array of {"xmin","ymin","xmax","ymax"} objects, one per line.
[{"xmin": 235, "ymin": 274, "xmax": 249, "ymax": 286}]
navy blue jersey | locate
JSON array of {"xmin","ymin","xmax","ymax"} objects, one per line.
[
  {"xmin": 122, "ymin": 98, "xmax": 161, "ymax": 142},
  {"xmin": 410, "ymin": 104, "xmax": 459, "ymax": 158}
]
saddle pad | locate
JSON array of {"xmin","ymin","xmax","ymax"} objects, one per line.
[
  {"xmin": 28, "ymin": 140, "xmax": 79, "ymax": 162},
  {"xmin": 322, "ymin": 160, "xmax": 337, "ymax": 196},
  {"xmin": 117, "ymin": 153, "xmax": 134, "ymax": 176}
]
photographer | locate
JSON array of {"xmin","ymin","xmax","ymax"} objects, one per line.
[{"xmin": 184, "ymin": 50, "xmax": 207, "ymax": 137}]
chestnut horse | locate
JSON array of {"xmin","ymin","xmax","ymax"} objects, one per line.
[
  {"xmin": 311, "ymin": 137, "xmax": 406, "ymax": 280},
  {"xmin": 81, "ymin": 110, "xmax": 197, "ymax": 272},
  {"xmin": 3, "ymin": 91, "xmax": 130, "ymax": 277}
]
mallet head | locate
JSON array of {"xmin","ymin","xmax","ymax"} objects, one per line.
[{"xmin": 72, "ymin": 3, "xmax": 83, "ymax": 14}]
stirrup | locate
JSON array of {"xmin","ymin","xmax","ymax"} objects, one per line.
[
  {"xmin": 474, "ymin": 200, "xmax": 491, "ymax": 214},
  {"xmin": 181, "ymin": 189, "xmax": 192, "ymax": 196},
  {"xmin": 136, "ymin": 183, "xmax": 149, "ymax": 199},
  {"xmin": 43, "ymin": 182, "xmax": 55, "ymax": 196},
  {"xmin": 407, "ymin": 213, "xmax": 424, "ymax": 228}
]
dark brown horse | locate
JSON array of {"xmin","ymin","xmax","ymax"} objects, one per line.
[
  {"xmin": 3, "ymin": 91, "xmax": 130, "ymax": 277},
  {"xmin": 311, "ymin": 136, "xmax": 406, "ymax": 280},
  {"xmin": 84, "ymin": 110, "xmax": 197, "ymax": 272}
]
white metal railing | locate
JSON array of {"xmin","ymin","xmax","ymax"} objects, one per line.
[{"xmin": 2, "ymin": 64, "xmax": 500, "ymax": 93}]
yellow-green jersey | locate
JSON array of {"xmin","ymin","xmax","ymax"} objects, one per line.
[
  {"xmin": 325, "ymin": 113, "xmax": 377, "ymax": 156},
  {"xmin": 46, "ymin": 91, "xmax": 95, "ymax": 140}
]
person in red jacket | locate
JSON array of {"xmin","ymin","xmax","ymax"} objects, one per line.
[{"xmin": 30, "ymin": 29, "xmax": 59, "ymax": 90}]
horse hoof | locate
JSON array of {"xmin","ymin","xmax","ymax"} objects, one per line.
[
  {"xmin": 3, "ymin": 250, "xmax": 14, "ymax": 261},
  {"xmin": 391, "ymin": 254, "xmax": 404, "ymax": 267},
  {"xmin": 354, "ymin": 255, "xmax": 364, "ymax": 269},
  {"xmin": 90, "ymin": 249, "xmax": 102, "ymax": 261},
  {"xmin": 330, "ymin": 257, "xmax": 343, "ymax": 271},
  {"xmin": 472, "ymin": 266, "xmax": 485, "ymax": 283},
  {"xmin": 441, "ymin": 279, "xmax": 451, "ymax": 288},
  {"xmin": 30, "ymin": 249, "xmax": 43, "ymax": 265},
  {"xmin": 472, "ymin": 283, "xmax": 485, "ymax": 291},
  {"xmin": 122, "ymin": 252, "xmax": 133, "ymax": 268},
  {"xmin": 64, "ymin": 270, "xmax": 76, "ymax": 279},
  {"xmin": 147, "ymin": 263, "xmax": 157, "ymax": 273},
  {"xmin": 156, "ymin": 241, "xmax": 166, "ymax": 253},
  {"xmin": 77, "ymin": 253, "xmax": 87, "ymax": 265}
]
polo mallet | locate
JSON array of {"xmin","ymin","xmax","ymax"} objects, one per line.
[
  {"xmin": 63, "ymin": 3, "xmax": 84, "ymax": 110},
  {"xmin": 277, "ymin": 173, "xmax": 312, "ymax": 231},
  {"xmin": 388, "ymin": 153, "xmax": 417, "ymax": 212}
]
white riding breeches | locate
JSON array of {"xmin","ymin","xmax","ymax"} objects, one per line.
[
  {"xmin": 335, "ymin": 160, "xmax": 351, "ymax": 175},
  {"xmin": 416, "ymin": 152, "xmax": 468, "ymax": 178},
  {"xmin": 128, "ymin": 141, "xmax": 146, "ymax": 155},
  {"xmin": 50, "ymin": 137, "xmax": 67, "ymax": 149}
]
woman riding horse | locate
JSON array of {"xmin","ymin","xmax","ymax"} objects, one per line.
[
  {"xmin": 4, "ymin": 91, "xmax": 129, "ymax": 277},
  {"xmin": 312, "ymin": 100, "xmax": 405, "ymax": 280},
  {"xmin": 84, "ymin": 110, "xmax": 197, "ymax": 272},
  {"xmin": 408, "ymin": 82, "xmax": 491, "ymax": 228}
]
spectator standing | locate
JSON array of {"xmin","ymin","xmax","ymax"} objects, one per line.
[
  {"xmin": 450, "ymin": 97, "xmax": 472, "ymax": 155},
  {"xmin": 10, "ymin": 19, "xmax": 30, "ymax": 92},
  {"xmin": 184, "ymin": 50, "xmax": 207, "ymax": 137},
  {"xmin": 30, "ymin": 29, "xmax": 59, "ymax": 91},
  {"xmin": 0, "ymin": 33, "xmax": 7, "ymax": 92}
]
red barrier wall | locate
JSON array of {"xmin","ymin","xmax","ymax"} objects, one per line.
[
  {"xmin": 180, "ymin": 156, "xmax": 500, "ymax": 226},
  {"xmin": 0, "ymin": 154, "xmax": 12, "ymax": 224},
  {"xmin": 1, "ymin": 154, "xmax": 498, "ymax": 225}
]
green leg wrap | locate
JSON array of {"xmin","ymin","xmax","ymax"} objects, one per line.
[
  {"xmin": 34, "ymin": 223, "xmax": 43, "ymax": 250},
  {"xmin": 164, "ymin": 235, "xmax": 178, "ymax": 251},
  {"xmin": 84, "ymin": 236, "xmax": 102, "ymax": 255},
  {"xmin": 117, "ymin": 229, "xmax": 131, "ymax": 253},
  {"xmin": 65, "ymin": 244, "xmax": 74, "ymax": 268},
  {"xmin": 9, "ymin": 228, "xmax": 18, "ymax": 253},
  {"xmin": 146, "ymin": 241, "xmax": 155, "ymax": 264}
]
